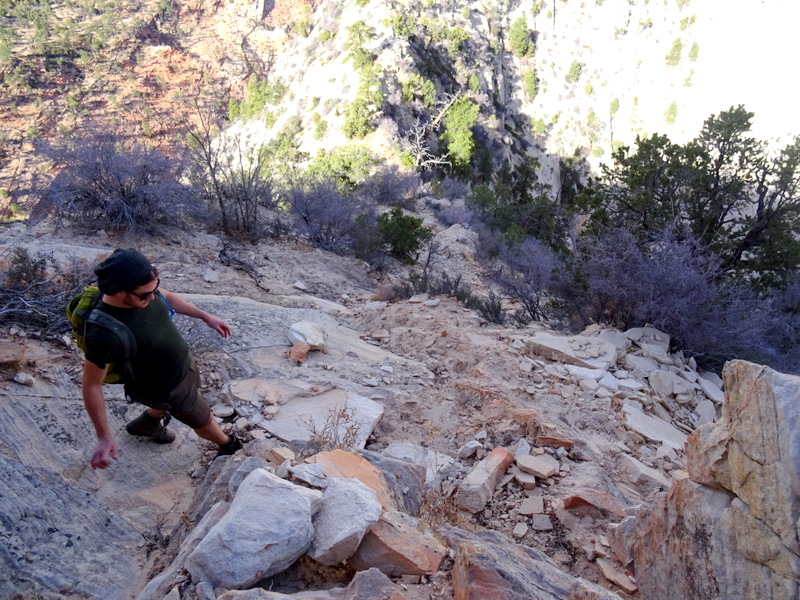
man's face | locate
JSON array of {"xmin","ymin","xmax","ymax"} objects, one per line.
[{"xmin": 124, "ymin": 278, "xmax": 160, "ymax": 308}]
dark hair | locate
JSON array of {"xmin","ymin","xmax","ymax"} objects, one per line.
[{"xmin": 129, "ymin": 266, "xmax": 158, "ymax": 291}]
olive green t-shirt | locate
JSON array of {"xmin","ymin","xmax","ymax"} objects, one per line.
[{"xmin": 84, "ymin": 295, "xmax": 190, "ymax": 394}]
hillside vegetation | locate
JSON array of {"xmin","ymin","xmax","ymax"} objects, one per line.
[{"xmin": 1, "ymin": 0, "xmax": 799, "ymax": 372}]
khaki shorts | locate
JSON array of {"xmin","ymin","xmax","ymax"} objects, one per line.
[{"xmin": 125, "ymin": 358, "xmax": 211, "ymax": 429}]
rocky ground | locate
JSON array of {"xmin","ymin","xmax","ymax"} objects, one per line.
[{"xmin": 0, "ymin": 217, "xmax": 746, "ymax": 600}]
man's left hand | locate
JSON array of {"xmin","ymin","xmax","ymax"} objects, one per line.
[{"xmin": 205, "ymin": 315, "xmax": 232, "ymax": 338}]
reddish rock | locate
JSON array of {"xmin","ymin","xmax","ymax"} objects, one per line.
[
  {"xmin": 286, "ymin": 341, "xmax": 312, "ymax": 363},
  {"xmin": 562, "ymin": 489, "xmax": 628, "ymax": 519},
  {"xmin": 536, "ymin": 434, "xmax": 575, "ymax": 449},
  {"xmin": 348, "ymin": 511, "xmax": 447, "ymax": 576}
]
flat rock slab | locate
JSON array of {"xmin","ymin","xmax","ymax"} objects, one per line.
[
  {"xmin": 517, "ymin": 453, "xmax": 560, "ymax": 479},
  {"xmin": 263, "ymin": 387, "xmax": 383, "ymax": 449},
  {"xmin": 622, "ymin": 402, "xmax": 688, "ymax": 450},
  {"xmin": 523, "ymin": 333, "xmax": 618, "ymax": 370}
]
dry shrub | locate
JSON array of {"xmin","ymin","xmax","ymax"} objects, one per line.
[{"xmin": 301, "ymin": 404, "xmax": 364, "ymax": 453}]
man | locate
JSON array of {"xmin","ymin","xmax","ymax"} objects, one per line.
[{"xmin": 82, "ymin": 248, "xmax": 242, "ymax": 469}]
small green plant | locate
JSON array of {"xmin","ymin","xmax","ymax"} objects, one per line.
[
  {"xmin": 265, "ymin": 111, "xmax": 278, "ymax": 129},
  {"xmin": 523, "ymin": 68, "xmax": 537, "ymax": 99},
  {"xmin": 355, "ymin": 0, "xmax": 370, "ymax": 6},
  {"xmin": 314, "ymin": 118, "xmax": 328, "ymax": 141},
  {"xmin": 664, "ymin": 101, "xmax": 678, "ymax": 124},
  {"xmin": 509, "ymin": 17, "xmax": 534, "ymax": 57},
  {"xmin": 666, "ymin": 37, "xmax": 682, "ymax": 67},
  {"xmin": 532, "ymin": 117, "xmax": 547, "ymax": 135},
  {"xmin": 584, "ymin": 82, "xmax": 593, "ymax": 95},
  {"xmin": 440, "ymin": 96, "xmax": 479, "ymax": 174},
  {"xmin": 592, "ymin": 146, "xmax": 604, "ymax": 157},
  {"xmin": 319, "ymin": 29, "xmax": 334, "ymax": 42},
  {"xmin": 565, "ymin": 60, "xmax": 583, "ymax": 83},
  {"xmin": 468, "ymin": 72, "xmax": 480, "ymax": 92},
  {"xmin": 610, "ymin": 97, "xmax": 620, "ymax": 114},
  {"xmin": 680, "ymin": 15, "xmax": 696, "ymax": 30},
  {"xmin": 345, "ymin": 20, "xmax": 377, "ymax": 71},
  {"xmin": 377, "ymin": 207, "xmax": 433, "ymax": 261},
  {"xmin": 689, "ymin": 41, "xmax": 699, "ymax": 62},
  {"xmin": 461, "ymin": 6, "xmax": 470, "ymax": 18}
]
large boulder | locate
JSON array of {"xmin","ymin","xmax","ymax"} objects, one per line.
[
  {"xmin": 307, "ymin": 478, "xmax": 382, "ymax": 566},
  {"xmin": 186, "ymin": 469, "xmax": 323, "ymax": 589},
  {"xmin": 628, "ymin": 361, "xmax": 800, "ymax": 600}
]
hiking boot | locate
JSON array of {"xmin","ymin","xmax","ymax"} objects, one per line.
[
  {"xmin": 125, "ymin": 410, "xmax": 176, "ymax": 445},
  {"xmin": 216, "ymin": 434, "xmax": 243, "ymax": 457}
]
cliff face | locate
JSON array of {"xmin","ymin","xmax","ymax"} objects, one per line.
[{"xmin": 627, "ymin": 360, "xmax": 800, "ymax": 600}]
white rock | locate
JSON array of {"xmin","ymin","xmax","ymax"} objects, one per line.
[
  {"xmin": 185, "ymin": 469, "xmax": 322, "ymax": 588},
  {"xmin": 288, "ymin": 321, "xmax": 327, "ymax": 351},
  {"xmin": 655, "ymin": 444, "xmax": 678, "ymax": 461},
  {"xmin": 639, "ymin": 343, "xmax": 673, "ymax": 365},
  {"xmin": 211, "ymin": 404, "xmax": 235, "ymax": 418},
  {"xmin": 202, "ymin": 268, "xmax": 220, "ymax": 283},
  {"xmin": 13, "ymin": 373, "xmax": 34, "ymax": 386},
  {"xmin": 292, "ymin": 281, "xmax": 308, "ymax": 291},
  {"xmin": 694, "ymin": 399, "xmax": 717, "ymax": 426},
  {"xmin": 598, "ymin": 330, "xmax": 629, "ymax": 353},
  {"xmin": 598, "ymin": 372, "xmax": 620, "ymax": 392},
  {"xmin": 618, "ymin": 454, "xmax": 671, "ymax": 490},
  {"xmin": 580, "ymin": 378, "xmax": 600, "ymax": 392},
  {"xmin": 516, "ymin": 454, "xmax": 559, "ymax": 479},
  {"xmin": 512, "ymin": 523, "xmax": 529, "ymax": 538},
  {"xmin": 458, "ymin": 441, "xmax": 483, "ymax": 459},
  {"xmin": 382, "ymin": 442, "xmax": 456, "ymax": 487},
  {"xmin": 698, "ymin": 377, "xmax": 725, "ymax": 404},
  {"xmin": 263, "ymin": 388, "xmax": 383, "ymax": 450},
  {"xmin": 289, "ymin": 463, "xmax": 328, "ymax": 488},
  {"xmin": 625, "ymin": 327, "xmax": 670, "ymax": 350},
  {"xmin": 624, "ymin": 354, "xmax": 660, "ymax": 376},
  {"xmin": 307, "ymin": 479, "xmax": 382, "ymax": 566},
  {"xmin": 514, "ymin": 438, "xmax": 532, "ymax": 458},
  {"xmin": 565, "ymin": 365, "xmax": 606, "ymax": 381},
  {"xmin": 622, "ymin": 402, "xmax": 688, "ymax": 450},
  {"xmin": 617, "ymin": 378, "xmax": 645, "ymax": 391}
]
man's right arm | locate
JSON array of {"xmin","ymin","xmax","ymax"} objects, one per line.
[{"xmin": 82, "ymin": 359, "xmax": 119, "ymax": 469}]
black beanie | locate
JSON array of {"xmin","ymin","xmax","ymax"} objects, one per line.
[{"xmin": 94, "ymin": 249, "xmax": 154, "ymax": 295}]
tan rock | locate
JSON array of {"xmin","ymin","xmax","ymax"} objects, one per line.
[
  {"xmin": 518, "ymin": 495, "xmax": 545, "ymax": 515},
  {"xmin": 454, "ymin": 447, "xmax": 514, "ymax": 513},
  {"xmin": 348, "ymin": 511, "xmax": 447, "ymax": 576},
  {"xmin": 596, "ymin": 558, "xmax": 637, "ymax": 594},
  {"xmin": 308, "ymin": 450, "xmax": 395, "ymax": 511},
  {"xmin": 0, "ymin": 341, "xmax": 25, "ymax": 366},
  {"xmin": 516, "ymin": 453, "xmax": 559, "ymax": 479},
  {"xmin": 264, "ymin": 447, "xmax": 295, "ymax": 466}
]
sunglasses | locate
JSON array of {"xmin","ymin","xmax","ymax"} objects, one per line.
[{"xmin": 128, "ymin": 278, "xmax": 160, "ymax": 300}]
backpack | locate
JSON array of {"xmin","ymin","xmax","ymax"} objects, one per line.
[{"xmin": 66, "ymin": 286, "xmax": 136, "ymax": 384}]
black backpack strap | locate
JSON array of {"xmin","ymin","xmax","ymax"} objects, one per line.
[{"xmin": 86, "ymin": 310, "xmax": 138, "ymax": 384}]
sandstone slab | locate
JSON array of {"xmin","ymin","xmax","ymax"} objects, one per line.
[
  {"xmin": 454, "ymin": 447, "xmax": 514, "ymax": 513},
  {"xmin": 348, "ymin": 511, "xmax": 447, "ymax": 576},
  {"xmin": 516, "ymin": 453, "xmax": 559, "ymax": 479}
]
